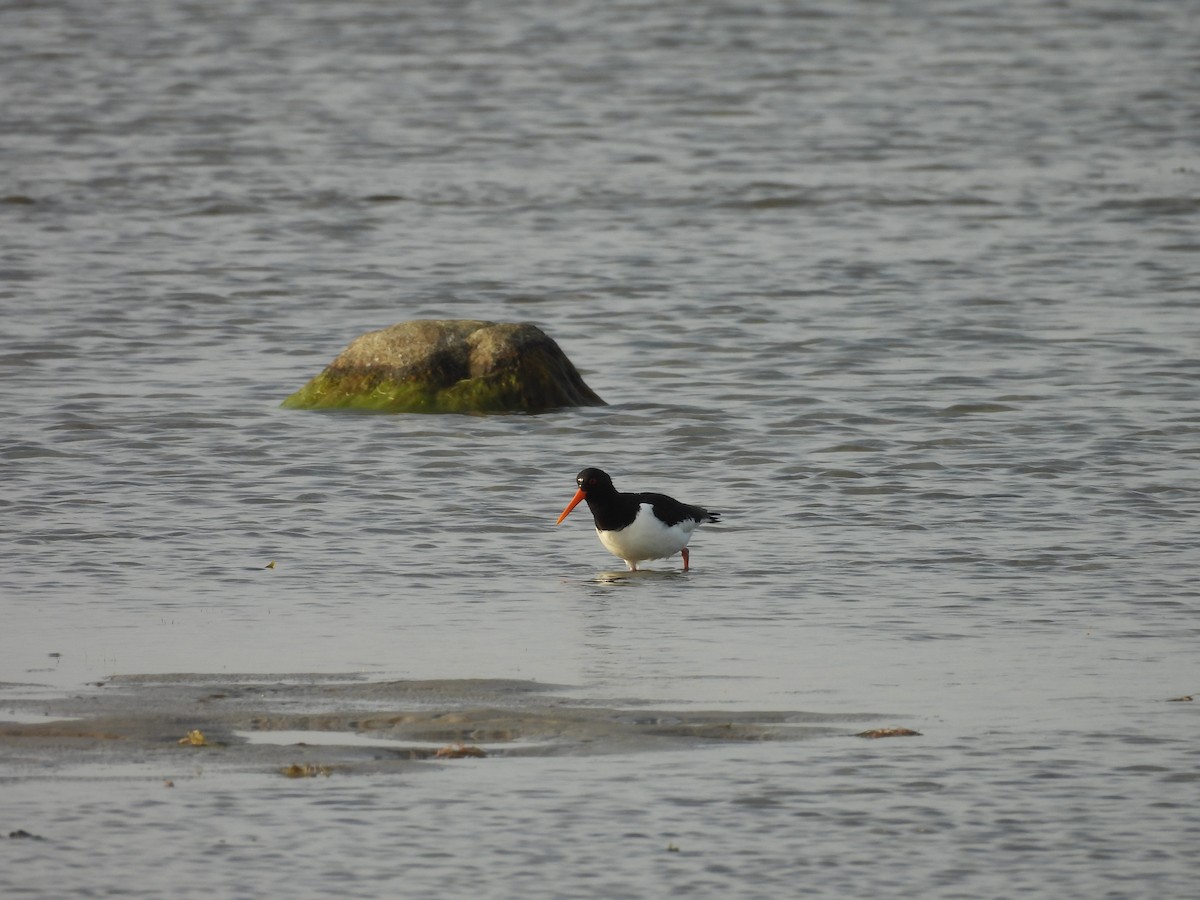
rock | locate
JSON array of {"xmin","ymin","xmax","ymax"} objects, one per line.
[{"xmin": 281, "ymin": 319, "xmax": 606, "ymax": 414}]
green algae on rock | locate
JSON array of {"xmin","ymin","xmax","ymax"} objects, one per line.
[{"xmin": 281, "ymin": 319, "xmax": 606, "ymax": 414}]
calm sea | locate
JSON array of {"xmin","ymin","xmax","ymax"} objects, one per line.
[{"xmin": 2, "ymin": 1, "xmax": 1198, "ymax": 897}]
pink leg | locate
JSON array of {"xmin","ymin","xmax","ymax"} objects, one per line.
[{"xmin": 681, "ymin": 548, "xmax": 690, "ymax": 571}]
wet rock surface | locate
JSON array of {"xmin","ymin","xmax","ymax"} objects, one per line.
[{"xmin": 281, "ymin": 320, "xmax": 606, "ymax": 414}]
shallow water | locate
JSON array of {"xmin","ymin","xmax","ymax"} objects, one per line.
[{"xmin": 3, "ymin": 0, "xmax": 1199, "ymax": 897}]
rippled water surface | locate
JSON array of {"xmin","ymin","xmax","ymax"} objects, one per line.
[{"xmin": 3, "ymin": 1, "xmax": 1199, "ymax": 897}]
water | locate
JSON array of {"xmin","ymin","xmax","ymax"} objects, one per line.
[{"xmin": 2, "ymin": 0, "xmax": 1199, "ymax": 896}]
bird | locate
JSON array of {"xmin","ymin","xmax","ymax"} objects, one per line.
[{"xmin": 555, "ymin": 467, "xmax": 720, "ymax": 572}]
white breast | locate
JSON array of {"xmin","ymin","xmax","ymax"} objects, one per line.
[{"xmin": 596, "ymin": 503, "xmax": 698, "ymax": 563}]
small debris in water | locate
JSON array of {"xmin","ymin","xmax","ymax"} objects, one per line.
[
  {"xmin": 434, "ymin": 743, "xmax": 487, "ymax": 759},
  {"xmin": 178, "ymin": 729, "xmax": 209, "ymax": 746},
  {"xmin": 856, "ymin": 727, "xmax": 922, "ymax": 739},
  {"xmin": 264, "ymin": 560, "xmax": 276, "ymax": 569},
  {"xmin": 1166, "ymin": 695, "xmax": 1193, "ymax": 702},
  {"xmin": 8, "ymin": 830, "xmax": 44, "ymax": 840},
  {"xmin": 666, "ymin": 842, "xmax": 680, "ymax": 852},
  {"xmin": 282, "ymin": 763, "xmax": 332, "ymax": 778},
  {"xmin": 163, "ymin": 780, "xmax": 175, "ymax": 788}
]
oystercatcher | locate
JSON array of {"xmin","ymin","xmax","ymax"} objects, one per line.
[{"xmin": 555, "ymin": 467, "xmax": 720, "ymax": 571}]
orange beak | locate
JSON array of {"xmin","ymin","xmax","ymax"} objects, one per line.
[{"xmin": 555, "ymin": 487, "xmax": 587, "ymax": 525}]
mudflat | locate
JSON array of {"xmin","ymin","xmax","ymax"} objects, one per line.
[{"xmin": 1, "ymin": 675, "xmax": 884, "ymax": 778}]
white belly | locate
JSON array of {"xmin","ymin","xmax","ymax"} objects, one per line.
[{"xmin": 596, "ymin": 503, "xmax": 697, "ymax": 564}]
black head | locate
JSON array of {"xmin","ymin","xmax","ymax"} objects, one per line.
[
  {"xmin": 575, "ymin": 467, "xmax": 615, "ymax": 493},
  {"xmin": 557, "ymin": 467, "xmax": 618, "ymax": 525}
]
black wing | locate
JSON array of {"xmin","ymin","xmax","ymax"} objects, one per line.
[{"xmin": 639, "ymin": 492, "xmax": 720, "ymax": 527}]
